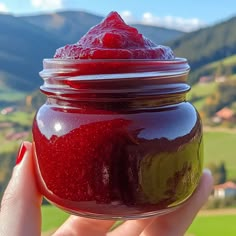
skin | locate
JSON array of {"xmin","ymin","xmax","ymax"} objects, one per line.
[{"xmin": 0, "ymin": 141, "xmax": 213, "ymax": 236}]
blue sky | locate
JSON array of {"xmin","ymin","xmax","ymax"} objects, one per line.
[{"xmin": 0, "ymin": 0, "xmax": 236, "ymax": 31}]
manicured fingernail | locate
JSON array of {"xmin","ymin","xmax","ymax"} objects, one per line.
[{"xmin": 16, "ymin": 142, "xmax": 27, "ymax": 165}]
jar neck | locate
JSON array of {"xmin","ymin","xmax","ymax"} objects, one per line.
[
  {"xmin": 46, "ymin": 92, "xmax": 186, "ymax": 111},
  {"xmin": 40, "ymin": 58, "xmax": 190, "ymax": 110}
]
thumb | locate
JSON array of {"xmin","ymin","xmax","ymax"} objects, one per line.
[{"xmin": 0, "ymin": 142, "xmax": 42, "ymax": 236}]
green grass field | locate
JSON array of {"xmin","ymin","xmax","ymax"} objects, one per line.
[
  {"xmin": 0, "ymin": 89, "xmax": 26, "ymax": 103},
  {"xmin": 41, "ymin": 205, "xmax": 236, "ymax": 235},
  {"xmin": 188, "ymin": 82, "xmax": 217, "ymax": 110},
  {"xmin": 189, "ymin": 82, "xmax": 217, "ymax": 98},
  {"xmin": 187, "ymin": 214, "xmax": 236, "ymax": 236},
  {"xmin": 206, "ymin": 54, "xmax": 236, "ymax": 69},
  {"xmin": 0, "ymin": 110, "xmax": 35, "ymax": 126},
  {"xmin": 203, "ymin": 130, "xmax": 236, "ymax": 179},
  {"xmin": 42, "ymin": 205, "xmax": 69, "ymax": 232}
]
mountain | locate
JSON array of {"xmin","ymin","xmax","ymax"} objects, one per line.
[
  {"xmin": 1, "ymin": 10, "xmax": 236, "ymax": 93},
  {"xmin": 0, "ymin": 13, "xmax": 64, "ymax": 91},
  {"xmin": 0, "ymin": 11, "xmax": 185, "ymax": 93},
  {"xmin": 20, "ymin": 11, "xmax": 185, "ymax": 45},
  {"xmin": 169, "ymin": 16, "xmax": 236, "ymax": 84},
  {"xmin": 131, "ymin": 23, "xmax": 184, "ymax": 44},
  {"xmin": 19, "ymin": 11, "xmax": 104, "ymax": 45}
]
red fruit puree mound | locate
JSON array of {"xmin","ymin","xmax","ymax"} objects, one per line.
[{"xmin": 54, "ymin": 11, "xmax": 174, "ymax": 59}]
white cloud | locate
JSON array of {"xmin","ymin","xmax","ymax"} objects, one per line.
[
  {"xmin": 31, "ymin": 0, "xmax": 63, "ymax": 11},
  {"xmin": 119, "ymin": 11, "xmax": 206, "ymax": 32},
  {"xmin": 119, "ymin": 10, "xmax": 136, "ymax": 23},
  {"xmin": 141, "ymin": 12, "xmax": 206, "ymax": 32},
  {"xmin": 142, "ymin": 12, "xmax": 155, "ymax": 24},
  {"xmin": 0, "ymin": 3, "xmax": 8, "ymax": 13}
]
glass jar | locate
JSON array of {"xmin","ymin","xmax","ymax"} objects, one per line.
[{"xmin": 32, "ymin": 58, "xmax": 203, "ymax": 220}]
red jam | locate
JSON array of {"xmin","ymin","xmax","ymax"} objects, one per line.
[
  {"xmin": 32, "ymin": 12, "xmax": 203, "ymax": 219},
  {"xmin": 54, "ymin": 11, "xmax": 174, "ymax": 60}
]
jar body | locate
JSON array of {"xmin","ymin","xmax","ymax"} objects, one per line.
[
  {"xmin": 32, "ymin": 98, "xmax": 203, "ymax": 219},
  {"xmin": 32, "ymin": 58, "xmax": 203, "ymax": 219}
]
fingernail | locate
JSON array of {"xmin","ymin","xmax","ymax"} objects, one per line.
[
  {"xmin": 203, "ymin": 168, "xmax": 212, "ymax": 176},
  {"xmin": 16, "ymin": 142, "xmax": 27, "ymax": 165}
]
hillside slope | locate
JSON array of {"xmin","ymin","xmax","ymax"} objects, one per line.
[
  {"xmin": 169, "ymin": 16, "xmax": 236, "ymax": 84},
  {"xmin": 20, "ymin": 11, "xmax": 103, "ymax": 45},
  {"xmin": 0, "ymin": 14, "xmax": 64, "ymax": 91},
  {"xmin": 1, "ymin": 11, "xmax": 236, "ymax": 92},
  {"xmin": 0, "ymin": 11, "xmax": 185, "ymax": 92},
  {"xmin": 20, "ymin": 11, "xmax": 185, "ymax": 45}
]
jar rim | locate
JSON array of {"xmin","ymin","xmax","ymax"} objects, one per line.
[
  {"xmin": 43, "ymin": 57, "xmax": 188, "ymax": 64},
  {"xmin": 39, "ymin": 57, "xmax": 190, "ymax": 100},
  {"xmin": 41, "ymin": 57, "xmax": 190, "ymax": 78}
]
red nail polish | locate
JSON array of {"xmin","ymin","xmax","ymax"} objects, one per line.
[{"xmin": 16, "ymin": 143, "xmax": 27, "ymax": 165}]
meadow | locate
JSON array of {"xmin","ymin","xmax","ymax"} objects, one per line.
[
  {"xmin": 187, "ymin": 81, "xmax": 217, "ymax": 110},
  {"xmin": 187, "ymin": 213, "xmax": 236, "ymax": 236},
  {"xmin": 41, "ymin": 205, "xmax": 236, "ymax": 235},
  {"xmin": 203, "ymin": 130, "xmax": 236, "ymax": 179},
  {"xmin": 41, "ymin": 205, "xmax": 69, "ymax": 233}
]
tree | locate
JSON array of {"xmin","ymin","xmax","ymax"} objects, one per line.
[
  {"xmin": 218, "ymin": 161, "xmax": 227, "ymax": 184},
  {"xmin": 215, "ymin": 62, "xmax": 225, "ymax": 78},
  {"xmin": 201, "ymin": 80, "xmax": 236, "ymax": 118},
  {"xmin": 206, "ymin": 161, "xmax": 227, "ymax": 185}
]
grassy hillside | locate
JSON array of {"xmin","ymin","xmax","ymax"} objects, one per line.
[
  {"xmin": 188, "ymin": 81, "xmax": 217, "ymax": 110},
  {"xmin": 189, "ymin": 54, "xmax": 236, "ymax": 85},
  {"xmin": 169, "ymin": 16, "xmax": 236, "ymax": 84},
  {"xmin": 207, "ymin": 54, "xmax": 236, "ymax": 69},
  {"xmin": 187, "ymin": 213, "xmax": 236, "ymax": 236},
  {"xmin": 0, "ymin": 13, "xmax": 64, "ymax": 92},
  {"xmin": 187, "ymin": 53, "xmax": 236, "ymax": 116},
  {"xmin": 42, "ymin": 205, "xmax": 69, "ymax": 232},
  {"xmin": 203, "ymin": 131, "xmax": 236, "ymax": 180},
  {"xmin": 171, "ymin": 16, "xmax": 236, "ymax": 68}
]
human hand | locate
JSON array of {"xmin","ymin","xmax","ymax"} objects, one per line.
[{"xmin": 0, "ymin": 142, "xmax": 213, "ymax": 236}]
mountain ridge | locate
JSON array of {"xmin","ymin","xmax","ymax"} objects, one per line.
[
  {"xmin": 19, "ymin": 10, "xmax": 185, "ymax": 45},
  {"xmin": 0, "ymin": 10, "xmax": 235, "ymax": 93},
  {"xmin": 0, "ymin": 13, "xmax": 64, "ymax": 91},
  {"xmin": 169, "ymin": 15, "xmax": 236, "ymax": 84},
  {"xmin": 0, "ymin": 10, "xmax": 186, "ymax": 93}
]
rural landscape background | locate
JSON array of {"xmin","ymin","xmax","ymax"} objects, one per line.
[{"xmin": 0, "ymin": 8, "xmax": 236, "ymax": 235}]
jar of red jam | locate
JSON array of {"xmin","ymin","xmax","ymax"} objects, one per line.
[{"xmin": 32, "ymin": 58, "xmax": 203, "ymax": 219}]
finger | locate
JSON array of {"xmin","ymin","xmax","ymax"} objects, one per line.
[
  {"xmin": 140, "ymin": 169, "xmax": 213, "ymax": 236},
  {"xmin": 53, "ymin": 215, "xmax": 115, "ymax": 236},
  {"xmin": 108, "ymin": 218, "xmax": 155, "ymax": 236},
  {"xmin": 0, "ymin": 142, "xmax": 42, "ymax": 236}
]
